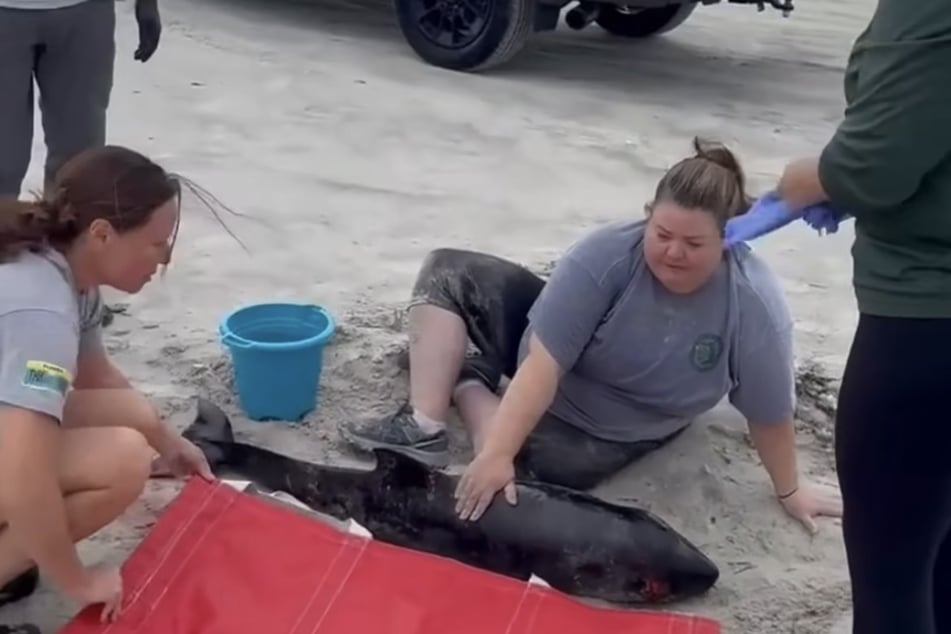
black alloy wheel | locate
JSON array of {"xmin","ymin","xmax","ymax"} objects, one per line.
[{"xmin": 394, "ymin": 0, "xmax": 535, "ymax": 71}]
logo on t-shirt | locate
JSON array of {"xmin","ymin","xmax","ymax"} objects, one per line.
[
  {"xmin": 21, "ymin": 361, "xmax": 73, "ymax": 397},
  {"xmin": 690, "ymin": 334, "xmax": 723, "ymax": 372}
]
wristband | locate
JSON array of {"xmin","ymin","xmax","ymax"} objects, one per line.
[{"xmin": 777, "ymin": 486, "xmax": 798, "ymax": 500}]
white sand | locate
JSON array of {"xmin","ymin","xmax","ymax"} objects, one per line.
[{"xmin": 4, "ymin": 0, "xmax": 871, "ymax": 630}]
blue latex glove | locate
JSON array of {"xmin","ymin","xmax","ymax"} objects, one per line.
[
  {"xmin": 723, "ymin": 191, "xmax": 850, "ymax": 247},
  {"xmin": 802, "ymin": 204, "xmax": 850, "ymax": 235},
  {"xmin": 723, "ymin": 191, "xmax": 798, "ymax": 247}
]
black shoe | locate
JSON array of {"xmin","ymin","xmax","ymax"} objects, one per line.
[
  {"xmin": 0, "ymin": 625, "xmax": 41, "ymax": 634},
  {"xmin": 342, "ymin": 403, "xmax": 449, "ymax": 468},
  {"xmin": 0, "ymin": 567, "xmax": 38, "ymax": 608}
]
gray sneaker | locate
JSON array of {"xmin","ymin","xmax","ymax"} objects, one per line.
[{"xmin": 342, "ymin": 403, "xmax": 449, "ymax": 468}]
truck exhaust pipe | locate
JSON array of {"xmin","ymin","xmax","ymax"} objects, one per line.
[{"xmin": 565, "ymin": 1, "xmax": 601, "ymax": 29}]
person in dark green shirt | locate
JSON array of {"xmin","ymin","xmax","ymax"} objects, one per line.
[{"xmin": 776, "ymin": 1, "xmax": 951, "ymax": 632}]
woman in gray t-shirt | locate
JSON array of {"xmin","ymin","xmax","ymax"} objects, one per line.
[
  {"xmin": 345, "ymin": 138, "xmax": 843, "ymax": 534},
  {"xmin": 0, "ymin": 146, "xmax": 212, "ymax": 624}
]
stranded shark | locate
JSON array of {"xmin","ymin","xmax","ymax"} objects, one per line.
[{"xmin": 182, "ymin": 398, "xmax": 719, "ymax": 605}]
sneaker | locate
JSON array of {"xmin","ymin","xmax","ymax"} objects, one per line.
[
  {"xmin": 0, "ymin": 625, "xmax": 41, "ymax": 634},
  {"xmin": 0, "ymin": 567, "xmax": 38, "ymax": 608},
  {"xmin": 342, "ymin": 403, "xmax": 449, "ymax": 468}
]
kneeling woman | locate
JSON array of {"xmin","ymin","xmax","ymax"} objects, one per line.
[
  {"xmin": 345, "ymin": 138, "xmax": 842, "ymax": 531},
  {"xmin": 0, "ymin": 147, "xmax": 213, "ymax": 623}
]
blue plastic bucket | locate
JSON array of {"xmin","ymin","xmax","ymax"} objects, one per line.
[{"xmin": 218, "ymin": 302, "xmax": 336, "ymax": 421}]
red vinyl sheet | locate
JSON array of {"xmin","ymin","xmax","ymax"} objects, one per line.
[{"xmin": 59, "ymin": 478, "xmax": 721, "ymax": 634}]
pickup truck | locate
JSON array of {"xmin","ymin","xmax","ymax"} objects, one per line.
[{"xmin": 392, "ymin": 0, "xmax": 794, "ymax": 71}]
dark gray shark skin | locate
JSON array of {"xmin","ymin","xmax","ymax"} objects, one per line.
[{"xmin": 183, "ymin": 398, "xmax": 719, "ymax": 605}]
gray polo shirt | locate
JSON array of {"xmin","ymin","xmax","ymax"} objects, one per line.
[
  {"xmin": 0, "ymin": 249, "xmax": 104, "ymax": 422},
  {"xmin": 521, "ymin": 219, "xmax": 795, "ymax": 443}
]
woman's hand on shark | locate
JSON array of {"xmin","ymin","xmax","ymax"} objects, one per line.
[
  {"xmin": 454, "ymin": 450, "xmax": 517, "ymax": 521},
  {"xmin": 152, "ymin": 433, "xmax": 215, "ymax": 482}
]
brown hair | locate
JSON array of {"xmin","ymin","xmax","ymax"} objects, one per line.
[
  {"xmin": 646, "ymin": 137, "xmax": 752, "ymax": 233},
  {"xmin": 0, "ymin": 145, "xmax": 249, "ymax": 263}
]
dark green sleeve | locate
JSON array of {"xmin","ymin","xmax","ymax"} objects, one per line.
[{"xmin": 818, "ymin": 2, "xmax": 951, "ymax": 218}]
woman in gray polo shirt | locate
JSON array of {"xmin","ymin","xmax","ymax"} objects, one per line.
[
  {"xmin": 345, "ymin": 138, "xmax": 843, "ymax": 531},
  {"xmin": 0, "ymin": 145, "xmax": 211, "ymax": 625}
]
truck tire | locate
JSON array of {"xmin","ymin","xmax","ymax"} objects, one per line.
[
  {"xmin": 394, "ymin": 0, "xmax": 535, "ymax": 71},
  {"xmin": 595, "ymin": 2, "xmax": 697, "ymax": 38}
]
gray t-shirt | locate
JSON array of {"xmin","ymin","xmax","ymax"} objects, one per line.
[
  {"xmin": 521, "ymin": 219, "xmax": 795, "ymax": 443},
  {"xmin": 0, "ymin": 249, "xmax": 104, "ymax": 422}
]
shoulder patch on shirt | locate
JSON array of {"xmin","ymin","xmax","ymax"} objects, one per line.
[{"xmin": 21, "ymin": 361, "xmax": 73, "ymax": 396}]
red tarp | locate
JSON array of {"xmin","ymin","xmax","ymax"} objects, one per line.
[{"xmin": 59, "ymin": 478, "xmax": 721, "ymax": 634}]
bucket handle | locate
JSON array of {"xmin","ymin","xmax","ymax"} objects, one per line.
[{"xmin": 221, "ymin": 332, "xmax": 254, "ymax": 350}]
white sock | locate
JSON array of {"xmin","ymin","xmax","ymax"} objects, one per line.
[{"xmin": 412, "ymin": 408, "xmax": 446, "ymax": 432}]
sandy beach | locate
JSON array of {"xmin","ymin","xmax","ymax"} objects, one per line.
[{"xmin": 3, "ymin": 0, "xmax": 871, "ymax": 630}]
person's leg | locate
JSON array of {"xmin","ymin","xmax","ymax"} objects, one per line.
[
  {"xmin": 61, "ymin": 388, "xmax": 172, "ymax": 475},
  {"xmin": 834, "ymin": 314, "xmax": 951, "ymax": 634},
  {"xmin": 0, "ymin": 425, "xmax": 152, "ymax": 587},
  {"xmin": 937, "ymin": 532, "xmax": 951, "ymax": 634},
  {"xmin": 514, "ymin": 412, "xmax": 682, "ymax": 490},
  {"xmin": 34, "ymin": 0, "xmax": 115, "ymax": 191},
  {"xmin": 0, "ymin": 387, "xmax": 154, "ymax": 597},
  {"xmin": 343, "ymin": 248, "xmax": 545, "ymax": 466},
  {"xmin": 0, "ymin": 8, "xmax": 39, "ymax": 198},
  {"xmin": 452, "ymin": 380, "xmax": 504, "ymax": 453}
]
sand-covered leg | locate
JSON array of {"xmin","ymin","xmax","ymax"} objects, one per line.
[
  {"xmin": 343, "ymin": 248, "xmax": 543, "ymax": 465},
  {"xmin": 513, "ymin": 411, "xmax": 679, "ymax": 490}
]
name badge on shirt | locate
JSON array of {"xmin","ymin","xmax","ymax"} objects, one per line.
[{"xmin": 21, "ymin": 361, "xmax": 73, "ymax": 397}]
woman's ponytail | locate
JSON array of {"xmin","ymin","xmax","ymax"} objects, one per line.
[{"xmin": 0, "ymin": 191, "xmax": 80, "ymax": 262}]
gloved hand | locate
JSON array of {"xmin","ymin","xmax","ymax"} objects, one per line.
[
  {"xmin": 723, "ymin": 191, "xmax": 799, "ymax": 247},
  {"xmin": 134, "ymin": 0, "xmax": 162, "ymax": 63},
  {"xmin": 802, "ymin": 204, "xmax": 850, "ymax": 235},
  {"xmin": 724, "ymin": 191, "xmax": 850, "ymax": 247}
]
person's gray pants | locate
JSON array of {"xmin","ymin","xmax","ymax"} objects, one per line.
[{"xmin": 0, "ymin": 0, "xmax": 115, "ymax": 198}]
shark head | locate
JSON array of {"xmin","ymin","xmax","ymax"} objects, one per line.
[{"xmin": 614, "ymin": 512, "xmax": 721, "ymax": 603}]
